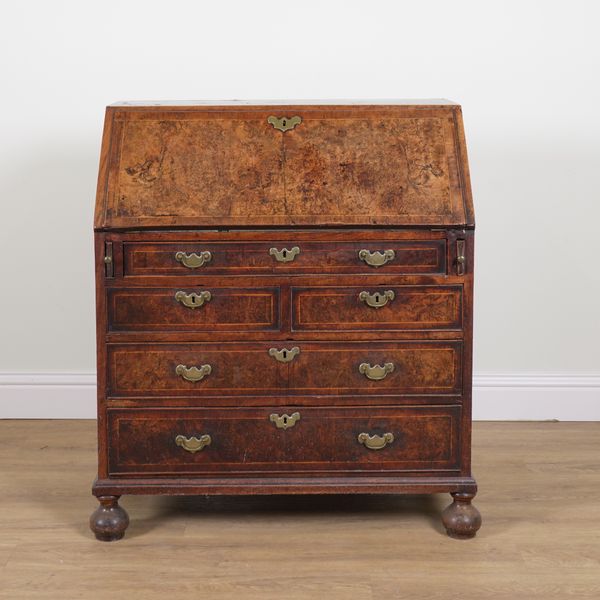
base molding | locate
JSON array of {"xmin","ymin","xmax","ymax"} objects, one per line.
[
  {"xmin": 92, "ymin": 475, "xmax": 478, "ymax": 496},
  {"xmin": 1, "ymin": 372, "xmax": 599, "ymax": 420}
]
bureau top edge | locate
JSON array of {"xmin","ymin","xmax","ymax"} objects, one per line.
[
  {"xmin": 94, "ymin": 224, "xmax": 475, "ymax": 233},
  {"xmin": 109, "ymin": 99, "xmax": 460, "ymax": 108}
]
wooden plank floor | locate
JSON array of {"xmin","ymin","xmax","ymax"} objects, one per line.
[{"xmin": 0, "ymin": 421, "xmax": 598, "ymax": 599}]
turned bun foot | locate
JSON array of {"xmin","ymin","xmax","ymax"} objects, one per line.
[
  {"xmin": 90, "ymin": 495, "xmax": 129, "ymax": 541},
  {"xmin": 442, "ymin": 492, "xmax": 482, "ymax": 539}
]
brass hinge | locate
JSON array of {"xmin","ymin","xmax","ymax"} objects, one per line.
[
  {"xmin": 104, "ymin": 241, "xmax": 114, "ymax": 278},
  {"xmin": 455, "ymin": 239, "xmax": 466, "ymax": 275}
]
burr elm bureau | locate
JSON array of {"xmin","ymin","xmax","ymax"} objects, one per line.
[{"xmin": 90, "ymin": 100, "xmax": 481, "ymax": 540}]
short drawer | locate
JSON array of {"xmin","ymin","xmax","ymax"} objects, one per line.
[
  {"xmin": 107, "ymin": 405, "xmax": 461, "ymax": 475},
  {"xmin": 287, "ymin": 341, "xmax": 462, "ymax": 396},
  {"xmin": 292, "ymin": 285, "xmax": 462, "ymax": 331},
  {"xmin": 107, "ymin": 341, "xmax": 462, "ymax": 397},
  {"xmin": 107, "ymin": 343, "xmax": 285, "ymax": 397},
  {"xmin": 108, "ymin": 287, "xmax": 280, "ymax": 332},
  {"xmin": 122, "ymin": 239, "xmax": 446, "ymax": 276}
]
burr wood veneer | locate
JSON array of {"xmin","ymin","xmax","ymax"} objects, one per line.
[{"xmin": 91, "ymin": 100, "xmax": 480, "ymax": 541}]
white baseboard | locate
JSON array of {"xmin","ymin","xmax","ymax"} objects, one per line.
[{"xmin": 0, "ymin": 372, "xmax": 599, "ymax": 420}]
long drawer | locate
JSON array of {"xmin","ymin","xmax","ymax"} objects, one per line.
[
  {"xmin": 122, "ymin": 238, "xmax": 447, "ymax": 276},
  {"xmin": 107, "ymin": 405, "xmax": 461, "ymax": 475},
  {"xmin": 107, "ymin": 341, "xmax": 462, "ymax": 397}
]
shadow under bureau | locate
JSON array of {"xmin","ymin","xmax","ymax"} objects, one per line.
[{"xmin": 91, "ymin": 101, "xmax": 481, "ymax": 540}]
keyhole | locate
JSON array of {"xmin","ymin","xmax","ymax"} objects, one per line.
[
  {"xmin": 282, "ymin": 249, "xmax": 287, "ymax": 258},
  {"xmin": 282, "ymin": 119, "xmax": 287, "ymax": 127},
  {"xmin": 282, "ymin": 350, "xmax": 288, "ymax": 360},
  {"xmin": 283, "ymin": 416, "xmax": 288, "ymax": 425},
  {"xmin": 375, "ymin": 294, "xmax": 380, "ymax": 303}
]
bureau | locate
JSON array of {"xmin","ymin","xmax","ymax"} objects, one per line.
[{"xmin": 90, "ymin": 100, "xmax": 481, "ymax": 541}]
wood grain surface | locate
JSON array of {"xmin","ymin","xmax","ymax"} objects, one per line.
[
  {"xmin": 95, "ymin": 104, "xmax": 474, "ymax": 229},
  {"xmin": 0, "ymin": 420, "xmax": 598, "ymax": 599}
]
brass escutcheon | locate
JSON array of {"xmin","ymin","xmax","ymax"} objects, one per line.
[
  {"xmin": 358, "ymin": 249, "xmax": 396, "ymax": 267},
  {"xmin": 269, "ymin": 246, "xmax": 300, "ymax": 263},
  {"xmin": 359, "ymin": 290, "xmax": 395, "ymax": 309},
  {"xmin": 175, "ymin": 290, "xmax": 211, "ymax": 309},
  {"xmin": 359, "ymin": 362, "xmax": 395, "ymax": 381},
  {"xmin": 175, "ymin": 364, "xmax": 212, "ymax": 382},
  {"xmin": 358, "ymin": 432, "xmax": 394, "ymax": 450},
  {"xmin": 267, "ymin": 116, "xmax": 302, "ymax": 132},
  {"xmin": 175, "ymin": 434, "xmax": 211, "ymax": 453},
  {"xmin": 268, "ymin": 347, "xmax": 300, "ymax": 363},
  {"xmin": 175, "ymin": 251, "xmax": 212, "ymax": 269},
  {"xmin": 270, "ymin": 412, "xmax": 301, "ymax": 430}
]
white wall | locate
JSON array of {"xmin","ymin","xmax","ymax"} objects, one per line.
[{"xmin": 1, "ymin": 0, "xmax": 599, "ymax": 418}]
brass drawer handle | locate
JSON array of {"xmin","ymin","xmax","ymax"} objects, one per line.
[
  {"xmin": 175, "ymin": 290, "xmax": 211, "ymax": 309},
  {"xmin": 456, "ymin": 240, "xmax": 466, "ymax": 275},
  {"xmin": 175, "ymin": 364, "xmax": 212, "ymax": 382},
  {"xmin": 175, "ymin": 251, "xmax": 212, "ymax": 269},
  {"xmin": 269, "ymin": 246, "xmax": 300, "ymax": 263},
  {"xmin": 267, "ymin": 116, "xmax": 302, "ymax": 132},
  {"xmin": 359, "ymin": 290, "xmax": 395, "ymax": 309},
  {"xmin": 270, "ymin": 412, "xmax": 301, "ymax": 430},
  {"xmin": 358, "ymin": 432, "xmax": 394, "ymax": 450},
  {"xmin": 175, "ymin": 434, "xmax": 211, "ymax": 453},
  {"xmin": 359, "ymin": 362, "xmax": 395, "ymax": 381},
  {"xmin": 358, "ymin": 249, "xmax": 395, "ymax": 267},
  {"xmin": 268, "ymin": 347, "xmax": 300, "ymax": 363}
]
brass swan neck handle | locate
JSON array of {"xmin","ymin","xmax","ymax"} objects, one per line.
[
  {"xmin": 175, "ymin": 434, "xmax": 212, "ymax": 453},
  {"xmin": 358, "ymin": 249, "xmax": 396, "ymax": 267},
  {"xmin": 175, "ymin": 364, "xmax": 212, "ymax": 382},
  {"xmin": 175, "ymin": 251, "xmax": 212, "ymax": 269},
  {"xmin": 359, "ymin": 362, "xmax": 395, "ymax": 381},
  {"xmin": 358, "ymin": 432, "xmax": 394, "ymax": 450}
]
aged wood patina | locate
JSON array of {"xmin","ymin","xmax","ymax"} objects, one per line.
[{"xmin": 91, "ymin": 100, "xmax": 480, "ymax": 541}]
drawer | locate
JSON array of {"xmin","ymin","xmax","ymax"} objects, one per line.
[
  {"xmin": 122, "ymin": 239, "xmax": 446, "ymax": 276},
  {"xmin": 108, "ymin": 287, "xmax": 280, "ymax": 332},
  {"xmin": 292, "ymin": 285, "xmax": 462, "ymax": 331},
  {"xmin": 107, "ymin": 341, "xmax": 462, "ymax": 397},
  {"xmin": 108, "ymin": 343, "xmax": 285, "ymax": 397},
  {"xmin": 107, "ymin": 405, "xmax": 461, "ymax": 475},
  {"xmin": 287, "ymin": 341, "xmax": 462, "ymax": 396}
]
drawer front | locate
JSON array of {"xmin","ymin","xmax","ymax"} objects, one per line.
[
  {"xmin": 108, "ymin": 287, "xmax": 280, "ymax": 332},
  {"xmin": 108, "ymin": 343, "xmax": 285, "ymax": 397},
  {"xmin": 292, "ymin": 285, "xmax": 462, "ymax": 331},
  {"xmin": 107, "ymin": 406, "xmax": 461, "ymax": 475},
  {"xmin": 107, "ymin": 341, "xmax": 462, "ymax": 397},
  {"xmin": 122, "ymin": 239, "xmax": 446, "ymax": 276},
  {"xmin": 288, "ymin": 342, "xmax": 462, "ymax": 395}
]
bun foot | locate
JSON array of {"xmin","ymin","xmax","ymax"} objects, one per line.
[
  {"xmin": 90, "ymin": 495, "xmax": 129, "ymax": 541},
  {"xmin": 442, "ymin": 492, "xmax": 481, "ymax": 539}
]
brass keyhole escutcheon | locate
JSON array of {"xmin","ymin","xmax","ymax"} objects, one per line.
[
  {"xmin": 175, "ymin": 290, "xmax": 212, "ymax": 309},
  {"xmin": 267, "ymin": 116, "xmax": 302, "ymax": 132},
  {"xmin": 269, "ymin": 246, "xmax": 300, "ymax": 263},
  {"xmin": 269, "ymin": 347, "xmax": 300, "ymax": 363},
  {"xmin": 270, "ymin": 412, "xmax": 301, "ymax": 430},
  {"xmin": 359, "ymin": 290, "xmax": 395, "ymax": 309}
]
